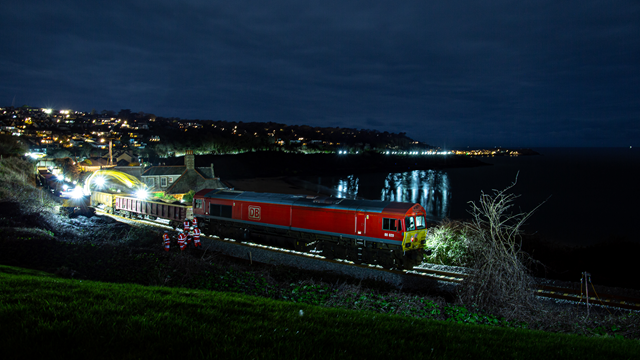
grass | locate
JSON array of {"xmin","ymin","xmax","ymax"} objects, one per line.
[{"xmin": 1, "ymin": 265, "xmax": 639, "ymax": 360}]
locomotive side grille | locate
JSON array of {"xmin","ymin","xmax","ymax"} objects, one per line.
[{"xmin": 209, "ymin": 204, "xmax": 232, "ymax": 218}]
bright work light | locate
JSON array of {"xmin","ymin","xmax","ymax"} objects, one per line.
[
  {"xmin": 135, "ymin": 188, "xmax": 149, "ymax": 199},
  {"xmin": 94, "ymin": 176, "xmax": 105, "ymax": 188},
  {"xmin": 71, "ymin": 187, "xmax": 84, "ymax": 199}
]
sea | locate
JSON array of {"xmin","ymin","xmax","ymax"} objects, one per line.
[{"xmin": 299, "ymin": 147, "xmax": 640, "ymax": 246}]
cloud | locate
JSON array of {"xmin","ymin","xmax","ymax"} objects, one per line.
[{"xmin": 1, "ymin": 0, "xmax": 639, "ymax": 146}]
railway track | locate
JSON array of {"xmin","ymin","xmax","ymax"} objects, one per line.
[
  {"xmin": 535, "ymin": 285, "xmax": 640, "ymax": 311},
  {"xmin": 94, "ymin": 208, "xmax": 640, "ymax": 311},
  {"xmin": 406, "ymin": 268, "xmax": 468, "ymax": 283}
]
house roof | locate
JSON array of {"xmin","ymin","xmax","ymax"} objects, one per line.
[
  {"xmin": 142, "ymin": 166, "xmax": 186, "ymax": 176},
  {"xmin": 84, "ymin": 158, "xmax": 110, "ymax": 166},
  {"xmin": 165, "ymin": 169, "xmax": 226, "ymax": 194},
  {"xmin": 194, "ymin": 167, "xmax": 214, "ymax": 179}
]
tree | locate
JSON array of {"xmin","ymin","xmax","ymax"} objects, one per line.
[
  {"xmin": 52, "ymin": 149, "xmax": 72, "ymax": 159},
  {"xmin": 75, "ymin": 143, "xmax": 92, "ymax": 159},
  {"xmin": 0, "ymin": 134, "xmax": 28, "ymax": 156},
  {"xmin": 54, "ymin": 157, "xmax": 81, "ymax": 182},
  {"xmin": 458, "ymin": 175, "xmax": 545, "ymax": 319},
  {"xmin": 183, "ymin": 190, "xmax": 195, "ymax": 204}
]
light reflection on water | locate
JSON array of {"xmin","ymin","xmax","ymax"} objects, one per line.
[
  {"xmin": 380, "ymin": 170, "xmax": 450, "ymax": 221},
  {"xmin": 322, "ymin": 170, "xmax": 451, "ymax": 222},
  {"xmin": 336, "ymin": 175, "xmax": 359, "ymax": 198}
]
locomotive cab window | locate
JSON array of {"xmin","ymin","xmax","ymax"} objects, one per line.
[
  {"xmin": 405, "ymin": 216, "xmax": 416, "ymax": 231},
  {"xmin": 195, "ymin": 199, "xmax": 203, "ymax": 209},
  {"xmin": 416, "ymin": 215, "xmax": 426, "ymax": 229},
  {"xmin": 382, "ymin": 218, "xmax": 398, "ymax": 231}
]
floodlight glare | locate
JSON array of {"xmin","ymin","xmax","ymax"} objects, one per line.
[
  {"xmin": 94, "ymin": 176, "xmax": 105, "ymax": 188},
  {"xmin": 71, "ymin": 187, "xmax": 84, "ymax": 199},
  {"xmin": 135, "ymin": 189, "xmax": 149, "ymax": 199}
]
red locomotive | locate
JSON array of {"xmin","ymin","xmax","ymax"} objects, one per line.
[{"xmin": 193, "ymin": 189, "xmax": 427, "ymax": 269}]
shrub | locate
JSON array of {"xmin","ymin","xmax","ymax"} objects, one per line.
[
  {"xmin": 458, "ymin": 176, "xmax": 545, "ymax": 319},
  {"xmin": 424, "ymin": 219, "xmax": 471, "ymax": 266},
  {"xmin": 182, "ymin": 190, "xmax": 195, "ymax": 204}
]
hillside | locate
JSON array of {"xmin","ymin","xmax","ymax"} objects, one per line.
[{"xmin": 1, "ymin": 155, "xmax": 639, "ymax": 352}]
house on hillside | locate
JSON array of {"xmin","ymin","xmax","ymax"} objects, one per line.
[
  {"xmin": 80, "ymin": 158, "xmax": 113, "ymax": 172},
  {"xmin": 141, "ymin": 150, "xmax": 226, "ymax": 199}
]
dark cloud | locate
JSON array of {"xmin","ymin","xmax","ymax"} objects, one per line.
[{"xmin": 2, "ymin": 0, "xmax": 639, "ymax": 147}]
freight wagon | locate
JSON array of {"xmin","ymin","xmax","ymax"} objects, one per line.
[
  {"xmin": 193, "ymin": 189, "xmax": 427, "ymax": 269},
  {"xmin": 91, "ymin": 191, "xmax": 193, "ymax": 228}
]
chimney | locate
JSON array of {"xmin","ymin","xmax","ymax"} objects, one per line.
[
  {"xmin": 185, "ymin": 150, "xmax": 194, "ymax": 170},
  {"xmin": 210, "ymin": 163, "xmax": 215, "ymax": 178}
]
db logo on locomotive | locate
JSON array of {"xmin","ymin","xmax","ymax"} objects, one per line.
[{"xmin": 248, "ymin": 205, "xmax": 261, "ymax": 220}]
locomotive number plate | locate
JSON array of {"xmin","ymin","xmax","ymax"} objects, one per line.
[{"xmin": 248, "ymin": 206, "xmax": 261, "ymax": 221}]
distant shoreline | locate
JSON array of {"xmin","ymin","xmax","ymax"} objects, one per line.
[{"xmin": 181, "ymin": 151, "xmax": 490, "ymax": 181}]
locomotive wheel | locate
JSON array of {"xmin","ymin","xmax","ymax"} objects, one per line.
[
  {"xmin": 349, "ymin": 247, "xmax": 362, "ymax": 265},
  {"xmin": 362, "ymin": 248, "xmax": 377, "ymax": 266},
  {"xmin": 322, "ymin": 245, "xmax": 335, "ymax": 260},
  {"xmin": 333, "ymin": 245, "xmax": 347, "ymax": 260},
  {"xmin": 378, "ymin": 256, "xmax": 394, "ymax": 270}
]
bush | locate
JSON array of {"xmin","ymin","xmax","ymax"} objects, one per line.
[
  {"xmin": 424, "ymin": 219, "xmax": 471, "ymax": 266},
  {"xmin": 0, "ymin": 157, "xmax": 55, "ymax": 210},
  {"xmin": 182, "ymin": 190, "xmax": 195, "ymax": 204},
  {"xmin": 457, "ymin": 176, "xmax": 544, "ymax": 319}
]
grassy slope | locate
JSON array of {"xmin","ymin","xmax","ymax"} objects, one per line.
[{"xmin": 1, "ymin": 265, "xmax": 638, "ymax": 360}]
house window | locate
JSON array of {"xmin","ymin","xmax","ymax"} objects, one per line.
[
  {"xmin": 161, "ymin": 177, "xmax": 167, "ymax": 187},
  {"xmin": 146, "ymin": 177, "xmax": 155, "ymax": 187}
]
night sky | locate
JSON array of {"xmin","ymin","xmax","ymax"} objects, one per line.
[{"xmin": 2, "ymin": 1, "xmax": 639, "ymax": 148}]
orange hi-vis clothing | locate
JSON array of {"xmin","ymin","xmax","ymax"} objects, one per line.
[
  {"xmin": 183, "ymin": 220, "xmax": 190, "ymax": 232},
  {"xmin": 192, "ymin": 227, "xmax": 201, "ymax": 248},
  {"xmin": 163, "ymin": 233, "xmax": 171, "ymax": 252},
  {"xmin": 192, "ymin": 217, "xmax": 198, "ymax": 228},
  {"xmin": 178, "ymin": 232, "xmax": 187, "ymax": 251}
]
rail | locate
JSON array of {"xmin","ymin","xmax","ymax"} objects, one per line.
[{"xmin": 94, "ymin": 208, "xmax": 640, "ymax": 311}]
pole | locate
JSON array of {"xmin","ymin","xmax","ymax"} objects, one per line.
[{"xmin": 584, "ymin": 271, "xmax": 590, "ymax": 317}]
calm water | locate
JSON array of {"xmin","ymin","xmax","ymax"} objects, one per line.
[{"xmin": 299, "ymin": 148, "xmax": 640, "ymax": 246}]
